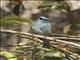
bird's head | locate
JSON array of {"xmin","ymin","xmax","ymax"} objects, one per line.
[{"xmin": 39, "ymin": 16, "xmax": 48, "ymax": 21}]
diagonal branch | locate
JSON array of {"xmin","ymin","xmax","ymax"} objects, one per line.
[{"xmin": 0, "ymin": 29, "xmax": 80, "ymax": 48}]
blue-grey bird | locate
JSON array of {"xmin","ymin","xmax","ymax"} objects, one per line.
[
  {"xmin": 31, "ymin": 16, "xmax": 52, "ymax": 48},
  {"xmin": 31, "ymin": 16, "xmax": 52, "ymax": 35}
]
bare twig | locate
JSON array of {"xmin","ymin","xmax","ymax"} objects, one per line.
[
  {"xmin": 54, "ymin": 37, "xmax": 80, "ymax": 41},
  {"xmin": 51, "ymin": 33, "xmax": 79, "ymax": 38},
  {"xmin": 51, "ymin": 44, "xmax": 80, "ymax": 60},
  {"xmin": 0, "ymin": 29, "xmax": 80, "ymax": 48}
]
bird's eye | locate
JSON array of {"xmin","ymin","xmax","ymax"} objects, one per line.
[
  {"xmin": 39, "ymin": 17, "xmax": 48, "ymax": 21},
  {"xmin": 40, "ymin": 18, "xmax": 43, "ymax": 20}
]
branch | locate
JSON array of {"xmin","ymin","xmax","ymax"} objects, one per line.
[
  {"xmin": 0, "ymin": 29, "xmax": 80, "ymax": 48},
  {"xmin": 53, "ymin": 37, "xmax": 80, "ymax": 42},
  {"xmin": 51, "ymin": 33, "xmax": 79, "ymax": 38},
  {"xmin": 51, "ymin": 45, "xmax": 80, "ymax": 59}
]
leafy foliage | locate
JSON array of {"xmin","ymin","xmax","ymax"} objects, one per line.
[
  {"xmin": 0, "ymin": 0, "xmax": 80, "ymax": 60},
  {"xmin": 0, "ymin": 15, "xmax": 33, "ymax": 27}
]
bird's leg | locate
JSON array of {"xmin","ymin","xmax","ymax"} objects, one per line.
[
  {"xmin": 43, "ymin": 39, "xmax": 51, "ymax": 48},
  {"xmin": 40, "ymin": 37, "xmax": 51, "ymax": 48}
]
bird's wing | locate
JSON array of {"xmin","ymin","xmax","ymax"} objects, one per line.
[
  {"xmin": 31, "ymin": 20, "xmax": 52, "ymax": 35},
  {"xmin": 44, "ymin": 23, "xmax": 52, "ymax": 33},
  {"xmin": 32, "ymin": 26, "xmax": 43, "ymax": 34},
  {"xmin": 39, "ymin": 22, "xmax": 52, "ymax": 34},
  {"xmin": 31, "ymin": 21, "xmax": 43, "ymax": 34}
]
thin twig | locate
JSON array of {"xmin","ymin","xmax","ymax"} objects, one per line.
[
  {"xmin": 0, "ymin": 29, "xmax": 80, "ymax": 48},
  {"xmin": 51, "ymin": 44, "xmax": 80, "ymax": 60}
]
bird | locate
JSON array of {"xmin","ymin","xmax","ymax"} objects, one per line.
[
  {"xmin": 31, "ymin": 16, "xmax": 52, "ymax": 48},
  {"xmin": 31, "ymin": 16, "xmax": 52, "ymax": 35}
]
